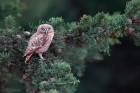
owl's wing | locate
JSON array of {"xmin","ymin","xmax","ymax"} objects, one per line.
[{"xmin": 24, "ymin": 33, "xmax": 46, "ymax": 57}]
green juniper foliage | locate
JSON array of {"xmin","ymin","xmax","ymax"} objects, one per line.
[
  {"xmin": 0, "ymin": 0, "xmax": 140, "ymax": 93},
  {"xmin": 26, "ymin": 59, "xmax": 79, "ymax": 93}
]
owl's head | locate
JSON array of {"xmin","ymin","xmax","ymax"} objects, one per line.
[{"xmin": 37, "ymin": 24, "xmax": 54, "ymax": 34}]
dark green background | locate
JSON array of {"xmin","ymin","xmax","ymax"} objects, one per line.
[{"xmin": 21, "ymin": 0, "xmax": 128, "ymax": 27}]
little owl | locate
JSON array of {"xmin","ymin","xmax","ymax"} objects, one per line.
[{"xmin": 23, "ymin": 24, "xmax": 54, "ymax": 63}]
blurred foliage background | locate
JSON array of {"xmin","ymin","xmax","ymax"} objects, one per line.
[
  {"xmin": 1, "ymin": 0, "xmax": 140, "ymax": 93},
  {"xmin": 0, "ymin": 0, "xmax": 128, "ymax": 28}
]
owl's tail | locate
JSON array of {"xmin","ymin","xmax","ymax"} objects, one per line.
[{"xmin": 24, "ymin": 54, "xmax": 33, "ymax": 64}]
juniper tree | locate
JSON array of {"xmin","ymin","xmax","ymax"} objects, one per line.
[{"xmin": 0, "ymin": 0, "xmax": 140, "ymax": 93}]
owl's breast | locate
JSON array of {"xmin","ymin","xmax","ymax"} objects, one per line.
[{"xmin": 36, "ymin": 33, "xmax": 54, "ymax": 53}]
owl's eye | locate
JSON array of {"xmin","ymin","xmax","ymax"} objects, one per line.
[{"xmin": 41, "ymin": 27, "xmax": 46, "ymax": 32}]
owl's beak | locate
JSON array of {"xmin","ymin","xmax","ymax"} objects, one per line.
[
  {"xmin": 45, "ymin": 28, "xmax": 50, "ymax": 34},
  {"xmin": 46, "ymin": 31, "xmax": 48, "ymax": 34}
]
